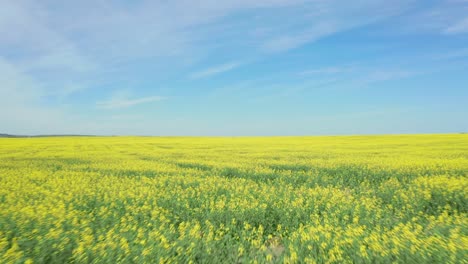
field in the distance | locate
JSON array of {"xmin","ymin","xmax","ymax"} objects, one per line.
[{"xmin": 0, "ymin": 134, "xmax": 467, "ymax": 263}]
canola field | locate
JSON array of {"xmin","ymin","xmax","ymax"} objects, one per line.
[{"xmin": 0, "ymin": 134, "xmax": 467, "ymax": 263}]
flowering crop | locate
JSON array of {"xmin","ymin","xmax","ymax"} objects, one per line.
[{"xmin": 0, "ymin": 134, "xmax": 467, "ymax": 263}]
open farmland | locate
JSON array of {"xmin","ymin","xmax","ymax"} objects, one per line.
[{"xmin": 0, "ymin": 134, "xmax": 467, "ymax": 263}]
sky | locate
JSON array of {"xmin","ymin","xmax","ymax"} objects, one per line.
[{"xmin": 1, "ymin": 0, "xmax": 467, "ymax": 136}]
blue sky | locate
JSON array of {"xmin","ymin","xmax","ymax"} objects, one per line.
[{"xmin": 1, "ymin": 0, "xmax": 467, "ymax": 136}]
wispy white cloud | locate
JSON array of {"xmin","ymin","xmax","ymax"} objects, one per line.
[
  {"xmin": 298, "ymin": 66, "xmax": 355, "ymax": 75},
  {"xmin": 189, "ymin": 62, "xmax": 242, "ymax": 79},
  {"xmin": 393, "ymin": 1, "xmax": 468, "ymax": 35},
  {"xmin": 248, "ymin": 68, "xmax": 420, "ymax": 104},
  {"xmin": 0, "ymin": 0, "xmax": 417, "ymax": 69},
  {"xmin": 365, "ymin": 70, "xmax": 415, "ymax": 82},
  {"xmin": 431, "ymin": 48, "xmax": 468, "ymax": 60},
  {"xmin": 0, "ymin": 1, "xmax": 95, "ymax": 72},
  {"xmin": 261, "ymin": 24, "xmax": 336, "ymax": 52},
  {"xmin": 444, "ymin": 17, "xmax": 468, "ymax": 34},
  {"xmin": 97, "ymin": 95, "xmax": 165, "ymax": 109},
  {"xmin": 354, "ymin": 70, "xmax": 417, "ymax": 87},
  {"xmin": 0, "ymin": 57, "xmax": 76, "ymax": 135},
  {"xmin": 259, "ymin": 0, "xmax": 415, "ymax": 52},
  {"xmin": 109, "ymin": 114, "xmax": 146, "ymax": 121}
]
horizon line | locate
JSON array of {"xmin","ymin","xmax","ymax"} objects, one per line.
[{"xmin": 1, "ymin": 132, "xmax": 466, "ymax": 138}]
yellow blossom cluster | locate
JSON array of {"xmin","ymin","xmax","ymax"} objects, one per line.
[{"xmin": 0, "ymin": 134, "xmax": 466, "ymax": 263}]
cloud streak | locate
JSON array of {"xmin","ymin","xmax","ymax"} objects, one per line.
[
  {"xmin": 298, "ymin": 66, "xmax": 355, "ymax": 75},
  {"xmin": 97, "ymin": 96, "xmax": 165, "ymax": 109},
  {"xmin": 444, "ymin": 17, "xmax": 468, "ymax": 34},
  {"xmin": 431, "ymin": 48, "xmax": 468, "ymax": 60},
  {"xmin": 189, "ymin": 62, "xmax": 242, "ymax": 79}
]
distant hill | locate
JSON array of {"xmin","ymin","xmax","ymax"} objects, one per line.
[
  {"xmin": 0, "ymin": 133, "xmax": 27, "ymax": 138},
  {"xmin": 0, "ymin": 133, "xmax": 97, "ymax": 138}
]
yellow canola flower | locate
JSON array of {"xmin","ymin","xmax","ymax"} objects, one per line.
[{"xmin": 0, "ymin": 134, "xmax": 466, "ymax": 263}]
